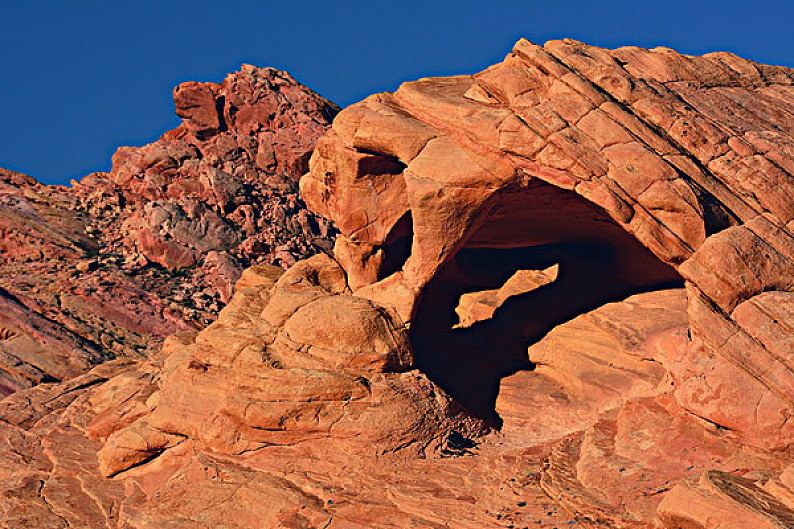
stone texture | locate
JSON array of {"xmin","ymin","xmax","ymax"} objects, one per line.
[
  {"xmin": 4, "ymin": 281, "xmax": 791, "ymax": 528},
  {"xmin": 0, "ymin": 66, "xmax": 338, "ymax": 396},
  {"xmin": 2, "ymin": 39, "xmax": 794, "ymax": 529},
  {"xmin": 302, "ymin": 37, "xmax": 794, "ymax": 452}
]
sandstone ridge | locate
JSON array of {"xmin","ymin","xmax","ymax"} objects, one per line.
[
  {"xmin": 2, "ymin": 39, "xmax": 794, "ymax": 528},
  {"xmin": 0, "ymin": 66, "xmax": 339, "ymax": 396},
  {"xmin": 302, "ymin": 37, "xmax": 794, "ymax": 449}
]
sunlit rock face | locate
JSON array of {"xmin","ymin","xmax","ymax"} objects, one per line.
[
  {"xmin": 0, "ymin": 66, "xmax": 339, "ymax": 396},
  {"xmin": 302, "ymin": 37, "xmax": 794, "ymax": 452},
  {"xmin": 3, "ymin": 39, "xmax": 794, "ymax": 528}
]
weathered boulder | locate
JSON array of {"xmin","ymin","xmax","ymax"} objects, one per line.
[{"xmin": 92, "ymin": 254, "xmax": 480, "ymax": 478}]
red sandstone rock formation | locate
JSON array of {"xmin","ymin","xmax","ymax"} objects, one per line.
[
  {"xmin": 0, "ymin": 66, "xmax": 338, "ymax": 396},
  {"xmin": 301, "ymin": 37, "xmax": 794, "ymax": 450},
  {"xmin": 2, "ymin": 39, "xmax": 794, "ymax": 528}
]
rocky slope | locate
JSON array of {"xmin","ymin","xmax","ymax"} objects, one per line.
[
  {"xmin": 2, "ymin": 39, "xmax": 794, "ymax": 528},
  {"xmin": 0, "ymin": 66, "xmax": 338, "ymax": 396}
]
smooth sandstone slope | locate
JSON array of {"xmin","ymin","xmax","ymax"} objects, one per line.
[
  {"xmin": 2, "ymin": 39, "xmax": 794, "ymax": 529},
  {"xmin": 0, "ymin": 66, "xmax": 338, "ymax": 396}
]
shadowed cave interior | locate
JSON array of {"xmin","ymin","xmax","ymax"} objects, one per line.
[{"xmin": 405, "ymin": 181, "xmax": 685, "ymax": 427}]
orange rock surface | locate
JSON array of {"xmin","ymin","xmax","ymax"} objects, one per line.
[{"xmin": 3, "ymin": 39, "xmax": 794, "ymax": 528}]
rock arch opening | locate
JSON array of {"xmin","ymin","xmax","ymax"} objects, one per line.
[
  {"xmin": 378, "ymin": 212, "xmax": 413, "ymax": 281},
  {"xmin": 407, "ymin": 180, "xmax": 684, "ymax": 427}
]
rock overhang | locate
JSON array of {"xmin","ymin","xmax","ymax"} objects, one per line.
[
  {"xmin": 4, "ymin": 38, "xmax": 794, "ymax": 529},
  {"xmin": 301, "ymin": 37, "xmax": 794, "ymax": 450}
]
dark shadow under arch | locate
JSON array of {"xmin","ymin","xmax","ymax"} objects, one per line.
[
  {"xmin": 408, "ymin": 182, "xmax": 684, "ymax": 427},
  {"xmin": 377, "ymin": 212, "xmax": 413, "ymax": 281}
]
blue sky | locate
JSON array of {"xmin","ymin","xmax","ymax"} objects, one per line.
[{"xmin": 2, "ymin": 1, "xmax": 793, "ymax": 185}]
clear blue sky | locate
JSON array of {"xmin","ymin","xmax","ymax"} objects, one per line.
[{"xmin": 2, "ymin": 0, "xmax": 793, "ymax": 185}]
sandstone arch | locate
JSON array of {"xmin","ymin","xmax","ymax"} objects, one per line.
[
  {"xmin": 302, "ymin": 37, "xmax": 794, "ymax": 450},
  {"xmin": 407, "ymin": 181, "xmax": 683, "ymax": 425}
]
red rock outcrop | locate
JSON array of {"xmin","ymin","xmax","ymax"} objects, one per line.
[
  {"xmin": 2, "ymin": 39, "xmax": 794, "ymax": 528},
  {"xmin": 301, "ymin": 37, "xmax": 794, "ymax": 525},
  {"xmin": 0, "ymin": 66, "xmax": 338, "ymax": 396},
  {"xmin": 301, "ymin": 37, "xmax": 794, "ymax": 451}
]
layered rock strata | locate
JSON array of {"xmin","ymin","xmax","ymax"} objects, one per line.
[
  {"xmin": 301, "ymin": 37, "xmax": 794, "ymax": 450},
  {"xmin": 2, "ymin": 39, "xmax": 794, "ymax": 528}
]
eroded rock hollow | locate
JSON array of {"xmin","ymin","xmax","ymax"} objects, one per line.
[
  {"xmin": 301, "ymin": 37, "xmax": 794, "ymax": 452},
  {"xmin": 407, "ymin": 181, "xmax": 684, "ymax": 425},
  {"xmin": 2, "ymin": 39, "xmax": 794, "ymax": 528}
]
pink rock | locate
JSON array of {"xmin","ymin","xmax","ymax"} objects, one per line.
[
  {"xmin": 3, "ymin": 38, "xmax": 794, "ymax": 528},
  {"xmin": 0, "ymin": 65, "xmax": 339, "ymax": 394}
]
